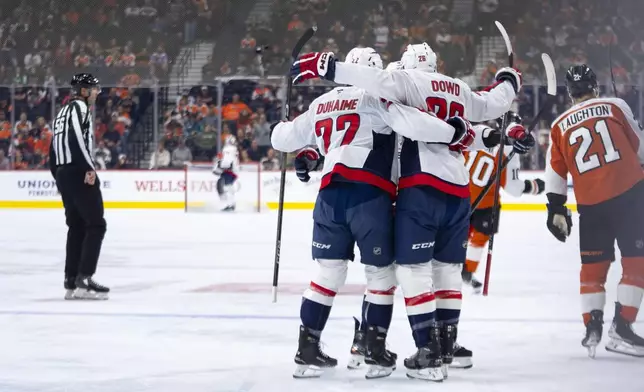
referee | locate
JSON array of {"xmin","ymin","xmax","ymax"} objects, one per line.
[{"xmin": 49, "ymin": 73, "xmax": 109, "ymax": 300}]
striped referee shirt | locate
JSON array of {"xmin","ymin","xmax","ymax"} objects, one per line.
[{"xmin": 49, "ymin": 99, "xmax": 95, "ymax": 173}]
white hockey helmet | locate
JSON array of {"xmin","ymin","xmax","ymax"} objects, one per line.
[
  {"xmin": 400, "ymin": 43, "xmax": 437, "ymax": 72},
  {"xmin": 344, "ymin": 47, "xmax": 383, "ymax": 69},
  {"xmin": 385, "ymin": 60, "xmax": 403, "ymax": 72}
]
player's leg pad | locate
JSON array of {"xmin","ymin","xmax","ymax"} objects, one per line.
[
  {"xmin": 300, "ymin": 259, "xmax": 348, "ymax": 332},
  {"xmin": 580, "ymin": 261, "xmax": 610, "ymax": 325},
  {"xmin": 396, "ymin": 262, "xmax": 436, "ymax": 348},
  {"xmin": 364, "ymin": 264, "xmax": 396, "ymax": 331},
  {"xmin": 432, "ymin": 260, "xmax": 463, "ymax": 326},
  {"xmin": 617, "ymin": 257, "xmax": 644, "ymax": 322}
]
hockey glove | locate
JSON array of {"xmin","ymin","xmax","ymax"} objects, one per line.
[
  {"xmin": 290, "ymin": 52, "xmax": 337, "ymax": 84},
  {"xmin": 523, "ymin": 178, "xmax": 545, "ymax": 195},
  {"xmin": 495, "ymin": 67, "xmax": 523, "ymax": 94},
  {"xmin": 505, "ymin": 122, "xmax": 535, "ymax": 155},
  {"xmin": 294, "ymin": 147, "xmax": 321, "ymax": 183},
  {"xmin": 446, "ymin": 116, "xmax": 475, "ymax": 152},
  {"xmin": 546, "ymin": 193, "xmax": 573, "ymax": 242}
]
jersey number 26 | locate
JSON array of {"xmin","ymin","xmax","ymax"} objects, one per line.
[{"xmin": 314, "ymin": 114, "xmax": 360, "ymax": 154}]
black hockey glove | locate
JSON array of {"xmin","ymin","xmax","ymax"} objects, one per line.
[
  {"xmin": 294, "ymin": 147, "xmax": 321, "ymax": 183},
  {"xmin": 523, "ymin": 178, "xmax": 545, "ymax": 195},
  {"xmin": 546, "ymin": 193, "xmax": 573, "ymax": 243},
  {"xmin": 512, "ymin": 133, "xmax": 535, "ymax": 155}
]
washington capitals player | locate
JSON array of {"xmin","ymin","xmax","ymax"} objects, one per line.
[
  {"xmin": 272, "ymin": 47, "xmax": 476, "ymax": 379},
  {"xmin": 212, "ymin": 136, "xmax": 239, "ymax": 211},
  {"xmin": 291, "ymin": 43, "xmax": 524, "ymax": 381}
]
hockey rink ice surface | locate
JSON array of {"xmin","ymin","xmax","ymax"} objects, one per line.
[{"xmin": 1, "ymin": 209, "xmax": 642, "ymax": 392}]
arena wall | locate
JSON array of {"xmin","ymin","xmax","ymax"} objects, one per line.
[{"xmin": 0, "ymin": 171, "xmax": 576, "ymax": 211}]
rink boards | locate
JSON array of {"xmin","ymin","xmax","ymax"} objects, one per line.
[{"xmin": 0, "ymin": 170, "xmax": 576, "ymax": 211}]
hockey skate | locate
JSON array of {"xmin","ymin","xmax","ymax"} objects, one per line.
[
  {"xmin": 462, "ymin": 270, "xmax": 483, "ymax": 294},
  {"xmin": 347, "ymin": 317, "xmax": 366, "ymax": 369},
  {"xmin": 440, "ymin": 324, "xmax": 456, "ymax": 378},
  {"xmin": 64, "ymin": 275, "xmax": 77, "ymax": 300},
  {"xmin": 293, "ymin": 325, "xmax": 337, "ymax": 378},
  {"xmin": 605, "ymin": 303, "xmax": 644, "ymax": 357},
  {"xmin": 404, "ymin": 327, "xmax": 444, "ymax": 382},
  {"xmin": 72, "ymin": 276, "xmax": 109, "ymax": 300},
  {"xmin": 581, "ymin": 310, "xmax": 603, "ymax": 358},
  {"xmin": 451, "ymin": 343, "xmax": 473, "ymax": 369},
  {"xmin": 364, "ymin": 326, "xmax": 397, "ymax": 379},
  {"xmin": 347, "ymin": 317, "xmax": 397, "ymax": 370}
]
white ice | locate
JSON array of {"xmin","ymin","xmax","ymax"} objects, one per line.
[{"xmin": 0, "ymin": 209, "xmax": 642, "ymax": 392}]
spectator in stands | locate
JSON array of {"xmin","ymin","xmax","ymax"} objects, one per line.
[
  {"xmin": 260, "ymin": 148, "xmax": 279, "ymax": 171},
  {"xmin": 222, "ymin": 94, "xmax": 251, "ymax": 131},
  {"xmin": 149, "ymin": 142, "xmax": 170, "ymax": 169},
  {"xmin": 189, "ymin": 124, "xmax": 218, "ymax": 160},
  {"xmin": 253, "ymin": 113, "xmax": 272, "ymax": 152},
  {"xmin": 0, "ymin": 149, "xmax": 9, "ymax": 170},
  {"xmin": 171, "ymin": 138, "xmax": 193, "ymax": 167},
  {"xmin": 244, "ymin": 140, "xmax": 262, "ymax": 162},
  {"xmin": 94, "ymin": 140, "xmax": 112, "ymax": 170}
]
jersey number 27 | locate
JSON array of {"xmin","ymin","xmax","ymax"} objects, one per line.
[{"xmin": 314, "ymin": 114, "xmax": 360, "ymax": 154}]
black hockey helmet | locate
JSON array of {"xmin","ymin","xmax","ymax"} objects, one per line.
[
  {"xmin": 71, "ymin": 73, "xmax": 100, "ymax": 95},
  {"xmin": 496, "ymin": 110, "xmax": 522, "ymax": 129},
  {"xmin": 565, "ymin": 64, "xmax": 598, "ymax": 99}
]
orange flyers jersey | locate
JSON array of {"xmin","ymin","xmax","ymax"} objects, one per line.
[
  {"xmin": 546, "ymin": 97, "xmax": 644, "ymax": 206},
  {"xmin": 464, "ymin": 142, "xmax": 524, "ymax": 210}
]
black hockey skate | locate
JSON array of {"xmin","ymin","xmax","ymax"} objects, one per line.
[
  {"xmin": 462, "ymin": 270, "xmax": 483, "ymax": 294},
  {"xmin": 451, "ymin": 343, "xmax": 473, "ymax": 369},
  {"xmin": 364, "ymin": 326, "xmax": 397, "ymax": 379},
  {"xmin": 605, "ymin": 303, "xmax": 644, "ymax": 357},
  {"xmin": 581, "ymin": 310, "xmax": 603, "ymax": 358},
  {"xmin": 73, "ymin": 276, "xmax": 109, "ymax": 300},
  {"xmin": 440, "ymin": 324, "xmax": 457, "ymax": 378},
  {"xmin": 347, "ymin": 317, "xmax": 397, "ymax": 370},
  {"xmin": 293, "ymin": 325, "xmax": 338, "ymax": 378},
  {"xmin": 347, "ymin": 317, "xmax": 366, "ymax": 369},
  {"xmin": 64, "ymin": 275, "xmax": 77, "ymax": 300},
  {"xmin": 403, "ymin": 326, "xmax": 444, "ymax": 382}
]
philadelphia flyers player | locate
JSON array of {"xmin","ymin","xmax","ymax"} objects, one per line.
[
  {"xmin": 463, "ymin": 112, "xmax": 544, "ymax": 294},
  {"xmin": 545, "ymin": 64, "xmax": 644, "ymax": 357}
]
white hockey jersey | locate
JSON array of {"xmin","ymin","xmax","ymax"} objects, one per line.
[
  {"xmin": 333, "ymin": 63, "xmax": 516, "ymax": 197},
  {"xmin": 214, "ymin": 144, "xmax": 240, "ymax": 176},
  {"xmin": 271, "ymin": 86, "xmax": 457, "ymax": 198}
]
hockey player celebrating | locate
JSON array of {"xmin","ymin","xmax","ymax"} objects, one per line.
[
  {"xmin": 272, "ymin": 47, "xmax": 477, "ymax": 379},
  {"xmin": 290, "ymin": 42, "xmax": 524, "ymax": 381},
  {"xmin": 212, "ymin": 135, "xmax": 239, "ymax": 212},
  {"xmin": 463, "ymin": 112, "xmax": 544, "ymax": 294},
  {"xmin": 545, "ymin": 64, "xmax": 644, "ymax": 358}
]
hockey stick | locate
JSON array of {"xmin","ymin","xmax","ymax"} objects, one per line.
[
  {"xmin": 479, "ymin": 53, "xmax": 557, "ymax": 296},
  {"xmin": 482, "ymin": 21, "xmax": 513, "ymax": 296},
  {"xmin": 272, "ymin": 26, "xmax": 317, "ymax": 303},
  {"xmin": 609, "ymin": 36, "xmax": 618, "ymax": 97}
]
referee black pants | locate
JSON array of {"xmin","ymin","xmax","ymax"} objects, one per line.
[{"xmin": 55, "ymin": 166, "xmax": 107, "ymax": 278}]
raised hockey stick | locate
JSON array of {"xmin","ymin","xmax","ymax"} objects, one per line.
[
  {"xmin": 609, "ymin": 37, "xmax": 618, "ymax": 97},
  {"xmin": 482, "ymin": 21, "xmax": 513, "ymax": 296},
  {"xmin": 272, "ymin": 26, "xmax": 317, "ymax": 303},
  {"xmin": 470, "ymin": 54, "xmax": 557, "ymax": 213},
  {"xmin": 480, "ymin": 53, "xmax": 557, "ymax": 296}
]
